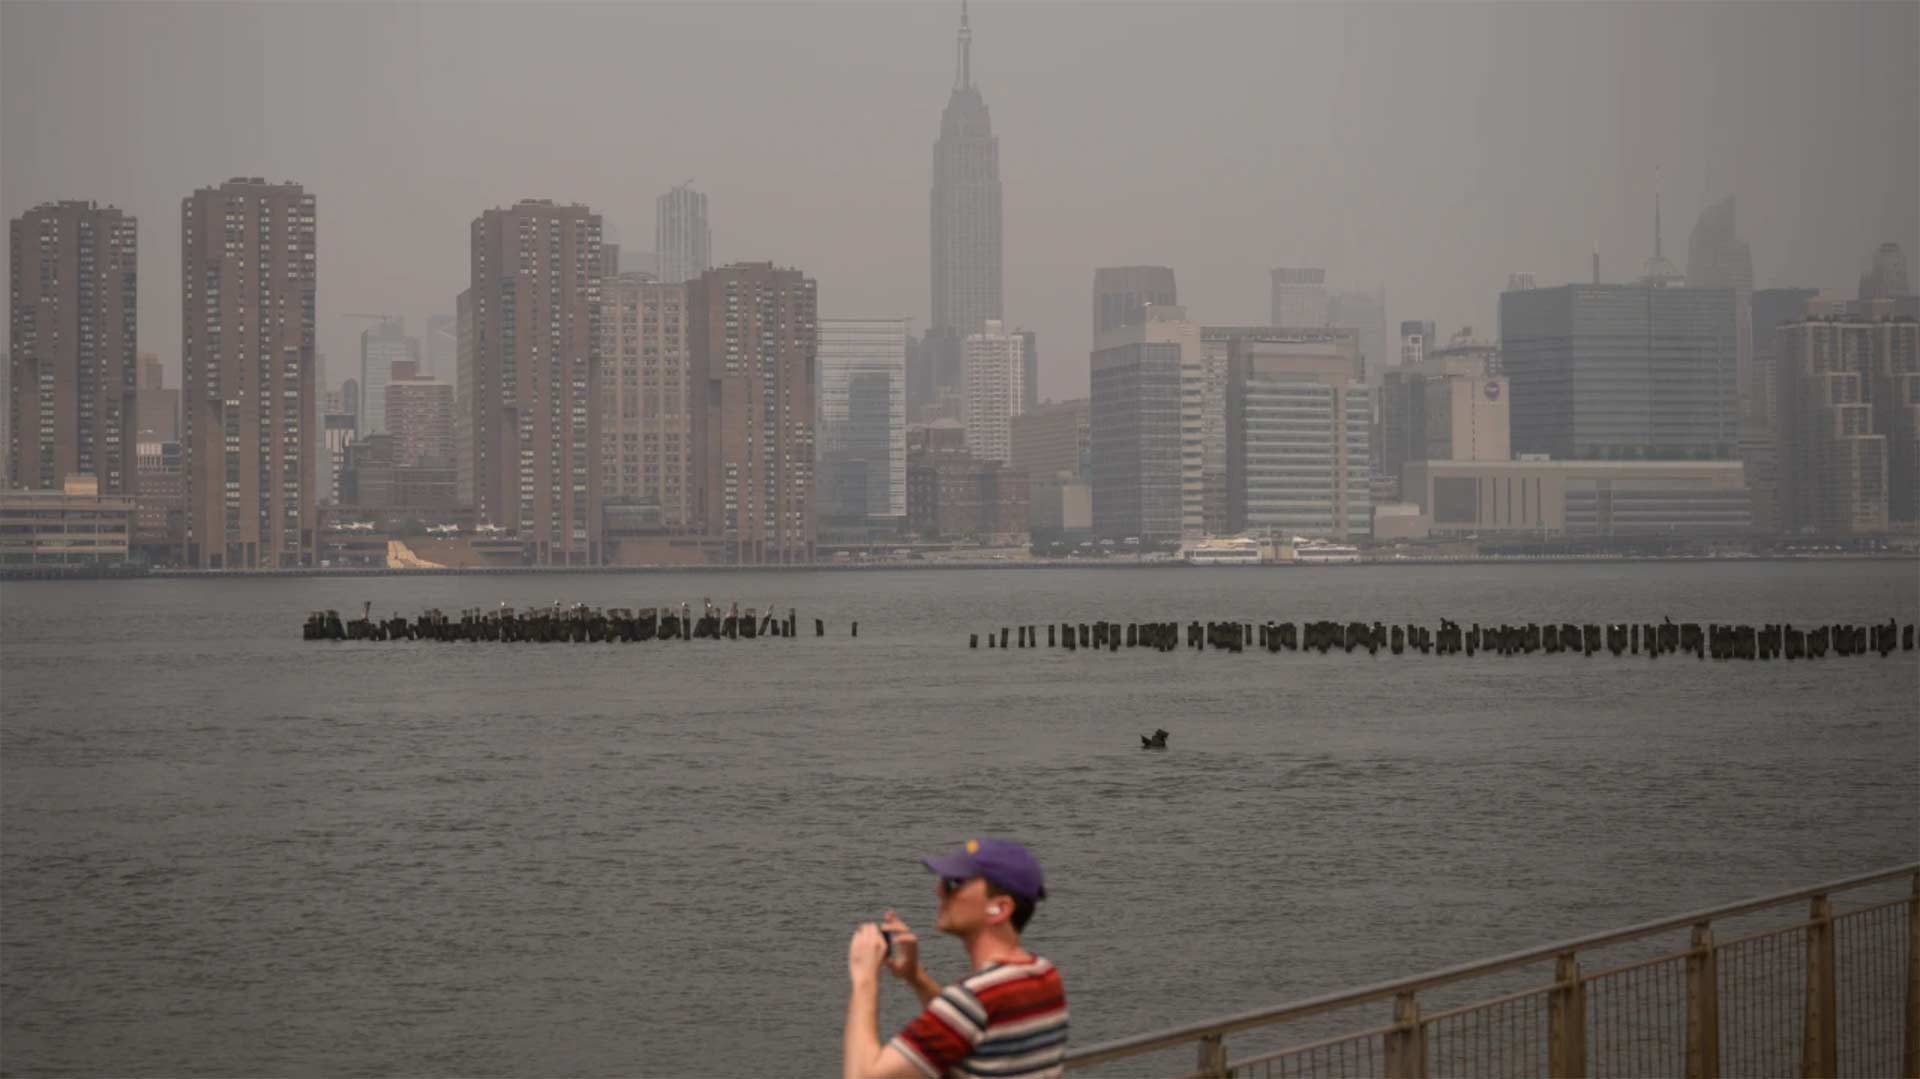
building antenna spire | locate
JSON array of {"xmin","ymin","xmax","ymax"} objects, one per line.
[{"xmin": 957, "ymin": 0, "xmax": 972, "ymax": 90}]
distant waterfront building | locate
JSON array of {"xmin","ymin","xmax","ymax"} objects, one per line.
[
  {"xmin": 341, "ymin": 378, "xmax": 360, "ymax": 430},
  {"xmin": 468, "ymin": 199, "xmax": 604, "ymax": 564},
  {"xmin": 930, "ymin": 2, "xmax": 1003, "ymax": 350},
  {"xmin": 0, "ymin": 352, "xmax": 10, "ymax": 486},
  {"xmin": 453, "ymin": 290, "xmax": 474, "ymax": 507},
  {"xmin": 1749, "ymin": 288, "xmax": 1820, "ymax": 432},
  {"xmin": 1402, "ymin": 459, "xmax": 1750, "ymax": 538},
  {"xmin": 339, "ymin": 433, "xmax": 458, "ymax": 513},
  {"xmin": 1330, "ymin": 286, "xmax": 1388, "ymax": 386},
  {"xmin": 907, "ymin": 420, "xmax": 1028, "ymax": 542},
  {"xmin": 385, "ymin": 364, "xmax": 454, "ymax": 468},
  {"xmin": 1020, "ymin": 330, "xmax": 1039, "ymax": 415},
  {"xmin": 1270, "ymin": 266, "xmax": 1329, "ymax": 328},
  {"xmin": 358, "ymin": 318, "xmax": 418, "ymax": 437},
  {"xmin": 181, "ymin": 178, "xmax": 316, "ymax": 568},
  {"xmin": 1400, "ymin": 321, "xmax": 1437, "ymax": 369},
  {"xmin": 599, "ymin": 273, "xmax": 693, "ymax": 527},
  {"xmin": 1500, "ymin": 284, "xmax": 1737, "ymax": 461},
  {"xmin": 818, "ymin": 317, "xmax": 908, "ymax": 522},
  {"xmin": 136, "ymin": 354, "xmax": 179, "ymax": 445},
  {"xmin": 7, "ymin": 200, "xmax": 138, "ymax": 495},
  {"xmin": 1092, "ymin": 266, "xmax": 1178, "ymax": 337},
  {"xmin": 962, "ymin": 320, "xmax": 1023, "ymax": 465},
  {"xmin": 1010, "ymin": 398, "xmax": 1089, "ymax": 481},
  {"xmin": 1091, "ymin": 305, "xmax": 1203, "ymax": 543},
  {"xmin": 656, "ymin": 183, "xmax": 711, "ymax": 286},
  {"xmin": 321, "ymin": 411, "xmax": 357, "ymax": 505},
  {"xmin": 1774, "ymin": 317, "xmax": 1918, "ymax": 534},
  {"xmin": 1223, "ymin": 328, "xmax": 1371, "ymax": 540},
  {"xmin": 688, "ymin": 262, "xmax": 818, "ymax": 564},
  {"xmin": 133, "ymin": 439, "xmax": 184, "ymax": 559},
  {"xmin": 1378, "ymin": 338, "xmax": 1508, "ymax": 501},
  {"xmin": 0, "ymin": 475, "xmax": 134, "ymax": 564}
]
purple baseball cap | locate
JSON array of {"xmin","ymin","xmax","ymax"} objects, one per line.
[{"xmin": 922, "ymin": 837, "xmax": 1047, "ymax": 902}]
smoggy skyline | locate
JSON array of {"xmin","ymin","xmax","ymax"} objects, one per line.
[{"xmin": 4, "ymin": 1, "xmax": 1915, "ymax": 401}]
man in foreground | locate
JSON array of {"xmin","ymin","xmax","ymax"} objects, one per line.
[{"xmin": 843, "ymin": 837, "xmax": 1069, "ymax": 1079}]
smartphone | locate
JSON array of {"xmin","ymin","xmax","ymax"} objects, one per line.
[{"xmin": 881, "ymin": 928, "xmax": 896, "ymax": 960}]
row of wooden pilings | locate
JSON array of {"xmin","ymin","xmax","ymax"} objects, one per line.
[
  {"xmin": 304, "ymin": 605, "xmax": 856, "ymax": 643},
  {"xmin": 971, "ymin": 618, "xmax": 1915, "ymax": 659}
]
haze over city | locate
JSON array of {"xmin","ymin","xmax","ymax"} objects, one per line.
[
  {"xmin": 4, "ymin": 4, "xmax": 1920, "ymax": 1076},
  {"xmin": 4, "ymin": 1, "xmax": 1914, "ymax": 401}
]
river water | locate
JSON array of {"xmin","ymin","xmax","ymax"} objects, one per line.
[{"xmin": 2, "ymin": 562, "xmax": 1915, "ymax": 1076}]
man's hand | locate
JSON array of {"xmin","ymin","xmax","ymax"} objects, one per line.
[
  {"xmin": 880, "ymin": 909, "xmax": 919, "ymax": 980},
  {"xmin": 848, "ymin": 922, "xmax": 887, "ymax": 985}
]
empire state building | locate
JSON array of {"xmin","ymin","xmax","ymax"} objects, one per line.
[{"xmin": 930, "ymin": 1, "xmax": 1003, "ymax": 348}]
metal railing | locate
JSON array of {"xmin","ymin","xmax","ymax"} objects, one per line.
[{"xmin": 1063, "ymin": 864, "xmax": 1918, "ymax": 1078}]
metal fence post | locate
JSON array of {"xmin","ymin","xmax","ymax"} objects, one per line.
[
  {"xmin": 1195, "ymin": 1033, "xmax": 1229, "ymax": 1078},
  {"xmin": 1549, "ymin": 952, "xmax": 1587, "ymax": 1079},
  {"xmin": 1686, "ymin": 922, "xmax": 1720, "ymax": 1079},
  {"xmin": 1802, "ymin": 895, "xmax": 1837, "ymax": 1079},
  {"xmin": 1904, "ymin": 871, "xmax": 1919, "ymax": 1079},
  {"xmin": 1385, "ymin": 991, "xmax": 1428, "ymax": 1079}
]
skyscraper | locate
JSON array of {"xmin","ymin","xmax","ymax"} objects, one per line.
[
  {"xmin": 1773, "ymin": 318, "xmax": 1916, "ymax": 534},
  {"xmin": 818, "ymin": 317, "xmax": 908, "ymax": 522},
  {"xmin": 1749, "ymin": 288, "xmax": 1820, "ymax": 429},
  {"xmin": 453, "ymin": 289, "xmax": 473, "ymax": 505},
  {"xmin": 7, "ymin": 201, "xmax": 138, "ymax": 494},
  {"xmin": 1859, "ymin": 241, "xmax": 1911, "ymax": 301},
  {"xmin": 930, "ymin": 1, "xmax": 1003, "ymax": 346},
  {"xmin": 181, "ymin": 178, "xmax": 316, "ymax": 568},
  {"xmin": 1330, "ymin": 286, "xmax": 1388, "ymax": 385},
  {"xmin": 656, "ymin": 183, "xmax": 711, "ymax": 286},
  {"xmin": 599, "ymin": 272, "xmax": 694, "ymax": 526},
  {"xmin": 688, "ymin": 262, "xmax": 818, "ymax": 564},
  {"xmin": 962, "ymin": 319, "xmax": 1023, "ymax": 465},
  {"xmin": 1507, "ymin": 272, "xmax": 1538, "ymax": 292},
  {"xmin": 1092, "ymin": 266, "xmax": 1177, "ymax": 338},
  {"xmin": 1500, "ymin": 284, "xmax": 1737, "ymax": 461},
  {"xmin": 1225, "ymin": 330, "xmax": 1371, "ymax": 540},
  {"xmin": 468, "ymin": 199, "xmax": 604, "ymax": 564},
  {"xmin": 358, "ymin": 318, "xmax": 418, "ymax": 437},
  {"xmin": 1400, "ymin": 321, "xmax": 1437, "ymax": 369},
  {"xmin": 1269, "ymin": 267, "xmax": 1328, "ymax": 327},
  {"xmin": 1687, "ymin": 196, "xmax": 1757, "ymax": 425},
  {"xmin": 1090, "ymin": 305, "xmax": 1201, "ymax": 543},
  {"xmin": 1020, "ymin": 330, "xmax": 1039, "ymax": 415}
]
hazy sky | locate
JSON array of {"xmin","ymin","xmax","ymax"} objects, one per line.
[{"xmin": 4, "ymin": 1, "xmax": 1915, "ymax": 402}]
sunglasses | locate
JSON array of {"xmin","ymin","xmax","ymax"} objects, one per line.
[{"xmin": 939, "ymin": 876, "xmax": 973, "ymax": 896}]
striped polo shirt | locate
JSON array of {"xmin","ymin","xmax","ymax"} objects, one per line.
[{"xmin": 890, "ymin": 956, "xmax": 1069, "ymax": 1078}]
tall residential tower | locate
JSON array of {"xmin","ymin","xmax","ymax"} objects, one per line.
[
  {"xmin": 7, "ymin": 201, "xmax": 138, "ymax": 494},
  {"xmin": 467, "ymin": 199, "xmax": 604, "ymax": 564},
  {"xmin": 180, "ymin": 178, "xmax": 316, "ymax": 568},
  {"xmin": 688, "ymin": 262, "xmax": 819, "ymax": 564}
]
